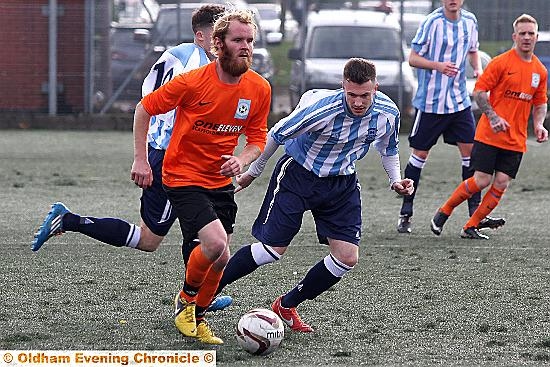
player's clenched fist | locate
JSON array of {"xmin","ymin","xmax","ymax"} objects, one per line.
[
  {"xmin": 131, "ymin": 159, "xmax": 153, "ymax": 188},
  {"xmin": 392, "ymin": 178, "xmax": 414, "ymax": 196}
]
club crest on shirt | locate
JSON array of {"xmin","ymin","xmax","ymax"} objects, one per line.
[
  {"xmin": 364, "ymin": 127, "xmax": 377, "ymax": 144},
  {"xmin": 329, "ymin": 131, "xmax": 340, "ymax": 141},
  {"xmin": 234, "ymin": 99, "xmax": 251, "ymax": 119},
  {"xmin": 531, "ymin": 73, "xmax": 540, "ymax": 88}
]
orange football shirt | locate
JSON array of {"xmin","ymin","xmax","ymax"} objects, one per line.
[
  {"xmin": 141, "ymin": 62, "xmax": 270, "ymax": 189},
  {"xmin": 474, "ymin": 49, "xmax": 547, "ymax": 152}
]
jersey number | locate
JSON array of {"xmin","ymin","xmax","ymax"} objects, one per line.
[{"xmin": 152, "ymin": 61, "xmax": 174, "ymax": 91}]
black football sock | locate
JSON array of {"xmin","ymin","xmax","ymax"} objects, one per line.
[
  {"xmin": 62, "ymin": 213, "xmax": 139, "ymax": 247},
  {"xmin": 216, "ymin": 245, "xmax": 259, "ymax": 293},
  {"xmin": 282, "ymin": 255, "xmax": 352, "ymax": 308},
  {"xmin": 463, "ymin": 165, "xmax": 481, "ymax": 216},
  {"xmin": 216, "ymin": 242, "xmax": 280, "ymax": 294},
  {"xmin": 401, "ymin": 162, "xmax": 422, "ymax": 216}
]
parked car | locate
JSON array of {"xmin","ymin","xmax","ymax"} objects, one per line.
[
  {"xmin": 114, "ymin": 0, "xmax": 158, "ymax": 23},
  {"xmin": 249, "ymin": 2, "xmax": 299, "ymax": 43},
  {"xmin": 357, "ymin": 0, "xmax": 433, "ymax": 15},
  {"xmin": 356, "ymin": 1, "xmax": 428, "ymax": 58},
  {"xmin": 198, "ymin": 0, "xmax": 249, "ymax": 7},
  {"xmin": 110, "ymin": 22, "xmax": 153, "ymax": 101},
  {"xmin": 535, "ymin": 31, "xmax": 550, "ymax": 93},
  {"xmin": 147, "ymin": 3, "xmax": 197, "ymax": 49},
  {"xmin": 397, "ymin": 0, "xmax": 433, "ymax": 14},
  {"xmin": 288, "ymin": 9, "xmax": 416, "ymax": 115}
]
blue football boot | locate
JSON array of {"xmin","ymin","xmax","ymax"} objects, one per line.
[
  {"xmin": 31, "ymin": 202, "xmax": 70, "ymax": 252},
  {"xmin": 206, "ymin": 295, "xmax": 233, "ymax": 312}
]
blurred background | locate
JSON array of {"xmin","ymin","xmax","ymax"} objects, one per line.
[{"xmin": 1, "ymin": 0, "xmax": 549, "ymax": 128}]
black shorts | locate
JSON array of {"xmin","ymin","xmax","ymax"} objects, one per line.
[
  {"xmin": 409, "ymin": 107, "xmax": 475, "ymax": 150},
  {"xmin": 471, "ymin": 141, "xmax": 523, "ymax": 179},
  {"xmin": 163, "ymin": 184, "xmax": 237, "ymax": 245}
]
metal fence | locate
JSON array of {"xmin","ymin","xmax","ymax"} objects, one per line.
[
  {"xmin": 468, "ymin": 0, "xmax": 550, "ymax": 42},
  {"xmin": 1, "ymin": 0, "xmax": 550, "ymax": 116}
]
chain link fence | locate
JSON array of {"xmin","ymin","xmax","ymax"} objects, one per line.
[
  {"xmin": 468, "ymin": 0, "xmax": 550, "ymax": 42},
  {"xmin": 1, "ymin": 0, "xmax": 549, "ymax": 117}
]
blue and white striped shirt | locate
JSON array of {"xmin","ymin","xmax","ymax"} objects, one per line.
[
  {"xmin": 270, "ymin": 89, "xmax": 400, "ymax": 177},
  {"xmin": 411, "ymin": 7, "xmax": 479, "ymax": 114},
  {"xmin": 142, "ymin": 43, "xmax": 211, "ymax": 150}
]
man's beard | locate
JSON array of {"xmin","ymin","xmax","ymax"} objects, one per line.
[{"xmin": 218, "ymin": 46, "xmax": 252, "ymax": 77}]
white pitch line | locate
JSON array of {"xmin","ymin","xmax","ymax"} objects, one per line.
[{"xmin": 371, "ymin": 243, "xmax": 548, "ymax": 251}]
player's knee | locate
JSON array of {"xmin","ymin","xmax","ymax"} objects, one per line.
[
  {"xmin": 412, "ymin": 149, "xmax": 429, "ymax": 161},
  {"xmin": 136, "ymin": 223, "xmax": 164, "ymax": 252},
  {"xmin": 202, "ymin": 239, "xmax": 228, "ymax": 260},
  {"xmin": 136, "ymin": 235, "xmax": 163, "ymax": 252},
  {"xmin": 214, "ymin": 249, "xmax": 231, "ymax": 269},
  {"xmin": 331, "ymin": 250, "xmax": 358, "ymax": 268},
  {"xmin": 339, "ymin": 254, "xmax": 358, "ymax": 268},
  {"xmin": 492, "ymin": 176, "xmax": 510, "ymax": 190},
  {"xmin": 475, "ymin": 176, "xmax": 492, "ymax": 190},
  {"xmin": 328, "ymin": 240, "xmax": 358, "ymax": 267}
]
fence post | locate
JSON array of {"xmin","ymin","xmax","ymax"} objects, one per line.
[{"xmin": 48, "ymin": 0, "xmax": 58, "ymax": 116}]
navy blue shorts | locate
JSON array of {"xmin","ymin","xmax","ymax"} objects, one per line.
[
  {"xmin": 408, "ymin": 107, "xmax": 475, "ymax": 150},
  {"xmin": 471, "ymin": 141, "xmax": 523, "ymax": 179},
  {"xmin": 164, "ymin": 184, "xmax": 237, "ymax": 246},
  {"xmin": 139, "ymin": 146, "xmax": 177, "ymax": 236},
  {"xmin": 252, "ymin": 155, "xmax": 362, "ymax": 247}
]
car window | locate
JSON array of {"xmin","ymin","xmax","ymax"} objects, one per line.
[
  {"xmin": 256, "ymin": 7, "xmax": 279, "ymax": 20},
  {"xmin": 152, "ymin": 8, "xmax": 195, "ymax": 44},
  {"xmin": 152, "ymin": 7, "xmax": 266, "ymax": 49},
  {"xmin": 308, "ymin": 26, "xmax": 401, "ymax": 60}
]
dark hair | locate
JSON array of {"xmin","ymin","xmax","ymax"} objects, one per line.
[
  {"xmin": 343, "ymin": 58, "xmax": 377, "ymax": 84},
  {"xmin": 192, "ymin": 4, "xmax": 226, "ymax": 33}
]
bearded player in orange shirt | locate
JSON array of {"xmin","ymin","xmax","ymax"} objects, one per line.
[
  {"xmin": 132, "ymin": 9, "xmax": 270, "ymax": 344},
  {"xmin": 430, "ymin": 13, "xmax": 548, "ymax": 240}
]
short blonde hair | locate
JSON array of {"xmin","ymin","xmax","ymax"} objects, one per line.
[
  {"xmin": 513, "ymin": 13, "xmax": 538, "ymax": 32},
  {"xmin": 211, "ymin": 9, "xmax": 257, "ymax": 54}
]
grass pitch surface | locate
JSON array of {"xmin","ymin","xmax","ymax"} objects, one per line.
[{"xmin": 1, "ymin": 130, "xmax": 550, "ymax": 366}]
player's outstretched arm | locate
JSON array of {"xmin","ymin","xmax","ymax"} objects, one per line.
[
  {"xmin": 234, "ymin": 133, "xmax": 281, "ymax": 193},
  {"xmin": 220, "ymin": 144, "xmax": 261, "ymax": 178}
]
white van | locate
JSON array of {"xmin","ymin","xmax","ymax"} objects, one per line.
[{"xmin": 288, "ymin": 9, "xmax": 416, "ymax": 115}]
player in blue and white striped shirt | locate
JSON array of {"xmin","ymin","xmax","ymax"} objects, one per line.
[
  {"xmin": 216, "ymin": 58, "xmax": 414, "ymax": 332},
  {"xmin": 398, "ymin": 0, "xmax": 503, "ymax": 234},
  {"xmin": 144, "ymin": 39, "xmax": 213, "ymax": 151},
  {"xmin": 33, "ymin": 4, "xmax": 224, "ymax": 252}
]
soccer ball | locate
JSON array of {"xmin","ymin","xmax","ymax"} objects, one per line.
[{"xmin": 236, "ymin": 308, "xmax": 285, "ymax": 356}]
